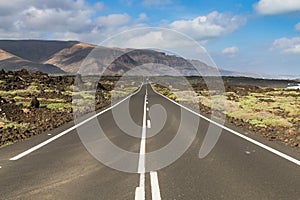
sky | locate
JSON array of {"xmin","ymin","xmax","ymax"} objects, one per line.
[{"xmin": 0, "ymin": 0, "xmax": 300, "ymax": 75}]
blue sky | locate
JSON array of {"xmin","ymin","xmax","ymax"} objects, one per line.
[{"xmin": 0, "ymin": 0, "xmax": 300, "ymax": 75}]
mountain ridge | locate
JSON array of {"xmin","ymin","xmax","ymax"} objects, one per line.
[{"xmin": 0, "ymin": 40, "xmax": 298, "ymax": 79}]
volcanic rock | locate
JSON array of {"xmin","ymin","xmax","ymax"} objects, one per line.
[{"xmin": 29, "ymin": 97, "xmax": 40, "ymax": 108}]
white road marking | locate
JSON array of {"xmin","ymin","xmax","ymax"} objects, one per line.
[
  {"xmin": 135, "ymin": 185, "xmax": 144, "ymax": 200},
  {"xmin": 136, "ymin": 85, "xmax": 162, "ymax": 200},
  {"xmin": 138, "ymin": 93, "xmax": 147, "ymax": 173},
  {"xmin": 147, "ymin": 107, "xmax": 149, "ymax": 111},
  {"xmin": 135, "ymin": 88, "xmax": 148, "ymax": 200},
  {"xmin": 10, "ymin": 86, "xmax": 143, "ymax": 161},
  {"xmin": 147, "ymin": 120, "xmax": 151, "ymax": 129},
  {"xmin": 0, "ymin": 166, "xmax": 2, "ymax": 169},
  {"xmin": 151, "ymin": 85, "xmax": 300, "ymax": 167},
  {"xmin": 150, "ymin": 171, "xmax": 162, "ymax": 200}
]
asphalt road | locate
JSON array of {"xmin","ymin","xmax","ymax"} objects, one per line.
[{"xmin": 0, "ymin": 84, "xmax": 300, "ymax": 200}]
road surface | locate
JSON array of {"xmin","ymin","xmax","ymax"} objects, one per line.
[{"xmin": 0, "ymin": 84, "xmax": 300, "ymax": 200}]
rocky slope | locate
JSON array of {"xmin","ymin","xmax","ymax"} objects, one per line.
[
  {"xmin": 0, "ymin": 40, "xmax": 240, "ymax": 76},
  {"xmin": 44, "ymin": 42, "xmax": 96, "ymax": 73},
  {"xmin": 0, "ymin": 40, "xmax": 77, "ymax": 62},
  {"xmin": 0, "ymin": 48, "xmax": 65, "ymax": 74}
]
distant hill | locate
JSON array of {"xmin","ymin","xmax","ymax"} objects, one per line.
[
  {"xmin": 0, "ymin": 40, "xmax": 76, "ymax": 73},
  {"xmin": 0, "ymin": 40, "xmax": 298, "ymax": 79},
  {"xmin": 0, "ymin": 48, "xmax": 65, "ymax": 74},
  {"xmin": 0, "ymin": 40, "xmax": 77, "ymax": 62}
]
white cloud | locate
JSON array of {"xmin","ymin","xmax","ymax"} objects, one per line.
[
  {"xmin": 222, "ymin": 46, "xmax": 239, "ymax": 56},
  {"xmin": 20, "ymin": 7, "xmax": 93, "ymax": 33},
  {"xmin": 169, "ymin": 11, "xmax": 246, "ymax": 40},
  {"xmin": 64, "ymin": 11, "xmax": 245, "ymax": 54},
  {"xmin": 254, "ymin": 0, "xmax": 300, "ymax": 15},
  {"xmin": 0, "ymin": 1, "xmax": 245, "ymax": 50},
  {"xmin": 295, "ymin": 23, "xmax": 300, "ymax": 31},
  {"xmin": 271, "ymin": 37, "xmax": 300, "ymax": 54},
  {"xmin": 0, "ymin": 0, "xmax": 96, "ymax": 39},
  {"xmin": 102, "ymin": 27, "xmax": 211, "ymax": 62},
  {"xmin": 0, "ymin": 1, "xmax": 135, "ymax": 43},
  {"xmin": 104, "ymin": 29, "xmax": 192, "ymax": 49},
  {"xmin": 96, "ymin": 14, "xmax": 131, "ymax": 28}
]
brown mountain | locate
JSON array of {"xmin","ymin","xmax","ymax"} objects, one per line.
[
  {"xmin": 0, "ymin": 40, "xmax": 76, "ymax": 74},
  {"xmin": 1, "ymin": 40, "xmax": 217, "ymax": 75},
  {"xmin": 0, "ymin": 40, "xmax": 77, "ymax": 62},
  {"xmin": 0, "ymin": 48, "xmax": 65, "ymax": 74},
  {"xmin": 44, "ymin": 42, "xmax": 96, "ymax": 73},
  {"xmin": 0, "ymin": 40, "xmax": 297, "ymax": 79}
]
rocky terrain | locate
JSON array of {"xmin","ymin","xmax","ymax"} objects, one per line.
[
  {"xmin": 0, "ymin": 69, "xmax": 138, "ymax": 147},
  {"xmin": 0, "ymin": 68, "xmax": 299, "ymax": 149},
  {"xmin": 153, "ymin": 77, "xmax": 300, "ymax": 148}
]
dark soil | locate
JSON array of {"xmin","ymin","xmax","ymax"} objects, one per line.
[{"xmin": 0, "ymin": 69, "xmax": 112, "ymax": 146}]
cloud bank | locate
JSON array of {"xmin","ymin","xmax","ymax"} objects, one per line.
[
  {"xmin": 169, "ymin": 11, "xmax": 246, "ymax": 41},
  {"xmin": 272, "ymin": 37, "xmax": 300, "ymax": 54},
  {"xmin": 254, "ymin": 0, "xmax": 300, "ymax": 15},
  {"xmin": 0, "ymin": 0, "xmax": 245, "ymax": 47}
]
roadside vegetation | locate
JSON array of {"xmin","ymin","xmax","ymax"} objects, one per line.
[{"xmin": 153, "ymin": 79, "xmax": 300, "ymax": 148}]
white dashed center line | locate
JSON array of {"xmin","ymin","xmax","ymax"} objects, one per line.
[
  {"xmin": 147, "ymin": 120, "xmax": 151, "ymax": 129},
  {"xmin": 135, "ymin": 87, "xmax": 148, "ymax": 200},
  {"xmin": 135, "ymin": 86, "xmax": 162, "ymax": 200},
  {"xmin": 150, "ymin": 171, "xmax": 162, "ymax": 200}
]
